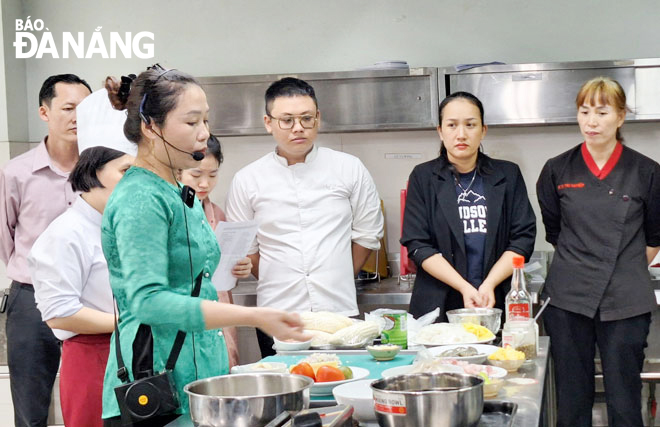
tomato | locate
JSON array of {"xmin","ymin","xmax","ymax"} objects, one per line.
[
  {"xmin": 290, "ymin": 362, "xmax": 315, "ymax": 381},
  {"xmin": 316, "ymin": 365, "xmax": 345, "ymax": 383}
]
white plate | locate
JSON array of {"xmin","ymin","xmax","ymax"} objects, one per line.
[
  {"xmin": 461, "ymin": 364, "xmax": 507, "ymax": 379},
  {"xmin": 427, "ymin": 344, "xmax": 500, "ymax": 364},
  {"xmin": 414, "ymin": 336, "xmax": 494, "ymax": 347},
  {"xmin": 311, "ymin": 366, "xmax": 370, "ymax": 396},
  {"xmin": 230, "ymin": 362, "xmax": 288, "ymax": 374},
  {"xmin": 381, "ymin": 363, "xmax": 506, "ymax": 379},
  {"xmin": 381, "ymin": 364, "xmax": 463, "ymax": 378},
  {"xmin": 272, "ymin": 337, "xmax": 312, "ymax": 352}
]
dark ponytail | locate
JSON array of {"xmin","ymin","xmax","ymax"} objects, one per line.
[
  {"xmin": 105, "ymin": 75, "xmax": 135, "ymax": 110},
  {"xmin": 105, "ymin": 65, "xmax": 199, "ymax": 144}
]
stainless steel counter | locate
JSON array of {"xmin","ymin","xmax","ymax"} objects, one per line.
[
  {"xmin": 232, "ymin": 275, "xmax": 548, "ymax": 308},
  {"xmin": 503, "ymin": 337, "xmax": 553, "ymax": 427},
  {"xmin": 231, "ymin": 277, "xmax": 413, "ymax": 307},
  {"xmin": 167, "ymin": 337, "xmax": 552, "ymax": 427}
]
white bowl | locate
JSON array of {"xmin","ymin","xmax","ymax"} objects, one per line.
[
  {"xmin": 273, "ymin": 337, "xmax": 312, "ymax": 351},
  {"xmin": 332, "ymin": 379, "xmax": 377, "ymax": 423},
  {"xmin": 229, "ymin": 362, "xmax": 288, "ymax": 374},
  {"xmin": 428, "ymin": 344, "xmax": 499, "ymax": 364}
]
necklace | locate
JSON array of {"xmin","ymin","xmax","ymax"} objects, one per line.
[{"xmin": 455, "ymin": 170, "xmax": 477, "ymax": 202}]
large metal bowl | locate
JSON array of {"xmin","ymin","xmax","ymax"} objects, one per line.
[
  {"xmin": 371, "ymin": 372, "xmax": 484, "ymax": 427},
  {"xmin": 446, "ymin": 307, "xmax": 502, "ymax": 334},
  {"xmin": 184, "ymin": 373, "xmax": 312, "ymax": 427}
]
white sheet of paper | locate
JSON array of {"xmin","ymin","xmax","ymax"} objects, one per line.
[{"xmin": 212, "ymin": 221, "xmax": 258, "ymax": 291}]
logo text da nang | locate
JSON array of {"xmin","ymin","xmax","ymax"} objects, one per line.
[{"xmin": 14, "ymin": 17, "xmax": 154, "ymax": 59}]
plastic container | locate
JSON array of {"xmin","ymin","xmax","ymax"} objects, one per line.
[{"xmin": 501, "ymin": 318, "xmax": 537, "ymax": 359}]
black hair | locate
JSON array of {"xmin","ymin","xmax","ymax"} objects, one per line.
[
  {"xmin": 438, "ymin": 91, "xmax": 492, "ymax": 176},
  {"xmin": 265, "ymin": 77, "xmax": 318, "ymax": 115},
  {"xmin": 39, "ymin": 74, "xmax": 92, "ymax": 107},
  {"xmin": 206, "ymin": 134, "xmax": 223, "ymax": 165},
  {"xmin": 109, "ymin": 67, "xmax": 199, "ymax": 144},
  {"xmin": 69, "ymin": 146, "xmax": 126, "ymax": 192}
]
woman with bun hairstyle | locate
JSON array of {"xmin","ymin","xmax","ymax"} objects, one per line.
[
  {"xmin": 401, "ymin": 91, "xmax": 536, "ymax": 321},
  {"xmin": 537, "ymin": 77, "xmax": 660, "ymax": 426},
  {"xmin": 101, "ymin": 66, "xmax": 307, "ymax": 425},
  {"xmin": 179, "ymin": 134, "xmax": 243, "ymax": 368}
]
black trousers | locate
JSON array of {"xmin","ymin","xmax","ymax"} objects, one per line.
[
  {"xmin": 256, "ymin": 328, "xmax": 276, "ymax": 358},
  {"xmin": 6, "ymin": 281, "xmax": 61, "ymax": 427},
  {"xmin": 544, "ymin": 305, "xmax": 651, "ymax": 427}
]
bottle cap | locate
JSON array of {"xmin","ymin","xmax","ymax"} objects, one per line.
[{"xmin": 513, "ymin": 256, "xmax": 524, "ymax": 268}]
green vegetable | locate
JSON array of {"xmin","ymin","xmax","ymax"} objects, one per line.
[
  {"xmin": 339, "ymin": 366, "xmax": 353, "ymax": 380},
  {"xmin": 479, "ymin": 371, "xmax": 491, "ymax": 384}
]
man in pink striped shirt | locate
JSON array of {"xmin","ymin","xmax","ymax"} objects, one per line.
[{"xmin": 0, "ymin": 74, "xmax": 91, "ymax": 427}]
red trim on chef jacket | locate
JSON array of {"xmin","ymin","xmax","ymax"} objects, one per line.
[
  {"xmin": 581, "ymin": 142, "xmax": 623, "ymax": 180},
  {"xmin": 59, "ymin": 333, "xmax": 111, "ymax": 427}
]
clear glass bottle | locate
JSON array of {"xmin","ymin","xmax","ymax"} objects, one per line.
[{"xmin": 505, "ymin": 255, "xmax": 532, "ymax": 322}]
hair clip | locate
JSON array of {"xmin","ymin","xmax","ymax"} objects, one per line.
[{"xmin": 118, "ymin": 74, "xmax": 136, "ymax": 105}]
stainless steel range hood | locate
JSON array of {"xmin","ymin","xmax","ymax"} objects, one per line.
[
  {"xmin": 199, "ymin": 68, "xmax": 439, "ymax": 136},
  {"xmin": 441, "ymin": 58, "xmax": 660, "ymax": 126}
]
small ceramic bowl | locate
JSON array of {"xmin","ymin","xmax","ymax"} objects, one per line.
[
  {"xmin": 366, "ymin": 344, "xmax": 402, "ymax": 361},
  {"xmin": 488, "ymin": 358, "xmax": 525, "ymax": 372},
  {"xmin": 333, "ymin": 379, "xmax": 377, "ymax": 423},
  {"xmin": 273, "ymin": 337, "xmax": 312, "ymax": 351},
  {"xmin": 483, "ymin": 378, "xmax": 504, "ymax": 398}
]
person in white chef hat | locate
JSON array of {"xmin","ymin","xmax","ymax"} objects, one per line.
[{"xmin": 28, "ymin": 85, "xmax": 136, "ymax": 427}]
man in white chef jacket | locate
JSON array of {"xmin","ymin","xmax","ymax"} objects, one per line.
[{"xmin": 226, "ymin": 77, "xmax": 384, "ymax": 356}]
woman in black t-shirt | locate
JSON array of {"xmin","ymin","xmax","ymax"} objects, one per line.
[{"xmin": 401, "ymin": 92, "xmax": 536, "ymax": 321}]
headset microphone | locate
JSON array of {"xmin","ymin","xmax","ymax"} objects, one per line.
[{"xmin": 153, "ymin": 130, "xmax": 205, "ymax": 161}]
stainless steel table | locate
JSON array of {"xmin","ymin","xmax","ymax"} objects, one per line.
[
  {"xmin": 231, "ymin": 277, "xmax": 414, "ymax": 307},
  {"xmin": 232, "ymin": 276, "xmax": 546, "ymax": 308},
  {"xmin": 501, "ymin": 336, "xmax": 553, "ymax": 427},
  {"xmin": 167, "ymin": 337, "xmax": 552, "ymax": 426}
]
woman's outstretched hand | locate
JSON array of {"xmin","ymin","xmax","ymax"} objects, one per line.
[{"xmin": 256, "ymin": 309, "xmax": 311, "ymax": 342}]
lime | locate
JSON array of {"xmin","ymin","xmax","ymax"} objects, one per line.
[{"xmin": 339, "ymin": 366, "xmax": 353, "ymax": 380}]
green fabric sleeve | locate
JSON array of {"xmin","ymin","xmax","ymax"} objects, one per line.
[{"xmin": 113, "ymin": 186, "xmax": 206, "ymax": 332}]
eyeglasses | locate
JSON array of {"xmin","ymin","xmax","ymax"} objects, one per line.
[{"xmin": 268, "ymin": 113, "xmax": 318, "ymax": 130}]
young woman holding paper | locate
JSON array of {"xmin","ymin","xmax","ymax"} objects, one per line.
[{"xmin": 179, "ymin": 133, "xmax": 248, "ymax": 367}]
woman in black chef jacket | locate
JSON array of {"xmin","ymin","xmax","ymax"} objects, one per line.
[
  {"xmin": 401, "ymin": 91, "xmax": 536, "ymax": 321},
  {"xmin": 537, "ymin": 77, "xmax": 660, "ymax": 427}
]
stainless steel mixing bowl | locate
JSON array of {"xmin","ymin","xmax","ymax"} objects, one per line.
[
  {"xmin": 446, "ymin": 307, "xmax": 502, "ymax": 334},
  {"xmin": 371, "ymin": 372, "xmax": 484, "ymax": 427},
  {"xmin": 184, "ymin": 373, "xmax": 312, "ymax": 427}
]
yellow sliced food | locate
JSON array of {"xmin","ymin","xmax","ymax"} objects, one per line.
[
  {"xmin": 462, "ymin": 323, "xmax": 495, "ymax": 340},
  {"xmin": 488, "ymin": 346, "xmax": 525, "ymax": 361}
]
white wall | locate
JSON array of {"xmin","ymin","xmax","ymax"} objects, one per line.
[
  {"xmin": 13, "ymin": 0, "xmax": 660, "ymax": 140},
  {"xmin": 1, "ymin": 0, "xmax": 658, "ymax": 262},
  {"xmin": 215, "ymin": 123, "xmax": 660, "ymax": 259}
]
